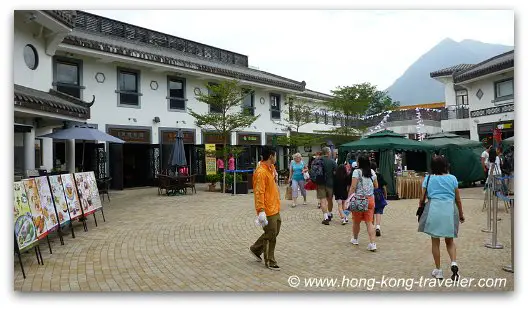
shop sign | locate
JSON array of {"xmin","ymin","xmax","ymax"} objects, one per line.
[
  {"xmin": 161, "ymin": 130, "xmax": 196, "ymax": 144},
  {"xmin": 108, "ymin": 128, "xmax": 150, "ymax": 143},
  {"xmin": 238, "ymin": 133, "xmax": 261, "ymax": 145}
]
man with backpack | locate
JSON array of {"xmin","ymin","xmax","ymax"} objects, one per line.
[{"xmin": 311, "ymin": 147, "xmax": 337, "ymax": 225}]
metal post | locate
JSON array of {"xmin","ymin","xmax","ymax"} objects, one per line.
[
  {"xmin": 503, "ymin": 198, "xmax": 514, "ymax": 273},
  {"xmin": 486, "ymin": 187, "xmax": 503, "ymax": 249},
  {"xmin": 233, "ymin": 170, "xmax": 237, "ymax": 196},
  {"xmin": 482, "ymin": 176, "xmax": 492, "ymax": 233}
]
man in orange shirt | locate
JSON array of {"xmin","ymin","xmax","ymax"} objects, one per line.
[{"xmin": 250, "ymin": 146, "xmax": 281, "ymax": 271}]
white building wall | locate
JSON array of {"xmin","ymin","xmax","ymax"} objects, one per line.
[
  {"xmin": 441, "ymin": 118, "xmax": 470, "ymax": 132},
  {"xmin": 13, "ymin": 18, "xmax": 53, "ymax": 92},
  {"xmin": 464, "ymin": 71, "xmax": 514, "ymax": 111}
]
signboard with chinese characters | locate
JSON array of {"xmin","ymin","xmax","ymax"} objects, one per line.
[
  {"xmin": 203, "ymin": 132, "xmax": 231, "ymax": 145},
  {"xmin": 108, "ymin": 128, "xmax": 151, "ymax": 143},
  {"xmin": 59, "ymin": 174, "xmax": 82, "ymax": 220},
  {"xmin": 47, "ymin": 175, "xmax": 71, "ymax": 226},
  {"xmin": 22, "ymin": 178, "xmax": 48, "ymax": 239},
  {"xmin": 205, "ymin": 144, "xmax": 217, "ymax": 175},
  {"xmin": 265, "ymin": 133, "xmax": 286, "ymax": 146},
  {"xmin": 237, "ymin": 133, "xmax": 261, "ymax": 145},
  {"xmin": 161, "ymin": 130, "xmax": 196, "ymax": 144}
]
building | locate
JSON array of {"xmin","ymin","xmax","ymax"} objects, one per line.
[
  {"xmin": 14, "ymin": 10, "xmax": 343, "ymax": 188},
  {"xmin": 430, "ymin": 50, "xmax": 514, "ymax": 143}
]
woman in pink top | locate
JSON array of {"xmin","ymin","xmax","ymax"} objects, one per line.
[
  {"xmin": 217, "ymin": 158, "xmax": 224, "ymax": 174},
  {"xmin": 228, "ymin": 154, "xmax": 235, "ymax": 171}
]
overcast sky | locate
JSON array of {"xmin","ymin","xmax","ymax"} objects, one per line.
[{"xmin": 88, "ymin": 10, "xmax": 514, "ymax": 94}]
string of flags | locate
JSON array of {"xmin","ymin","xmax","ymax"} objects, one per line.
[
  {"xmin": 367, "ymin": 111, "xmax": 392, "ymax": 134},
  {"xmin": 415, "ymin": 108, "xmax": 426, "ymax": 141}
]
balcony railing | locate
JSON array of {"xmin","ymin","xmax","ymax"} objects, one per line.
[
  {"xmin": 73, "ymin": 11, "xmax": 249, "ymax": 67},
  {"xmin": 441, "ymin": 105, "xmax": 469, "ymax": 120}
]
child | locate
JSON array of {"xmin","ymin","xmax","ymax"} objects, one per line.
[{"xmin": 334, "ymin": 164, "xmax": 352, "ymax": 225}]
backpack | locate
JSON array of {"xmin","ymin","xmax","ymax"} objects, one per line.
[
  {"xmin": 310, "ymin": 158, "xmax": 326, "ymax": 185},
  {"xmin": 501, "ymin": 148, "xmax": 514, "ymax": 175}
]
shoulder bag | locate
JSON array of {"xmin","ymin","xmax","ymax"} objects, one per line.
[{"xmin": 416, "ymin": 175, "xmax": 431, "ymax": 222}]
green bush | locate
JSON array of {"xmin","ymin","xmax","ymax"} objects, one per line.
[
  {"xmin": 225, "ymin": 173, "xmax": 243, "ymax": 184},
  {"xmin": 206, "ymin": 174, "xmax": 221, "ymax": 184}
]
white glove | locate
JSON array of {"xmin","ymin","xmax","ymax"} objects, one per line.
[{"xmin": 258, "ymin": 211, "xmax": 268, "ymax": 227}]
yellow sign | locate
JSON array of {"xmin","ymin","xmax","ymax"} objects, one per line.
[{"xmin": 205, "ymin": 144, "xmax": 217, "ymax": 175}]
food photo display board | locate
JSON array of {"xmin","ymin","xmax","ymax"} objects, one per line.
[
  {"xmin": 22, "ymin": 179, "xmax": 48, "ymax": 239},
  {"xmin": 48, "ymin": 175, "xmax": 72, "ymax": 225},
  {"xmin": 14, "ymin": 182, "xmax": 37, "ymax": 251},
  {"xmin": 59, "ymin": 174, "xmax": 82, "ymax": 220},
  {"xmin": 74, "ymin": 172, "xmax": 103, "ymax": 216},
  {"xmin": 34, "ymin": 176, "xmax": 60, "ymax": 232}
]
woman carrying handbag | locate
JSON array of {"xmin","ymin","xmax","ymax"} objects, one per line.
[
  {"xmin": 345, "ymin": 155, "xmax": 379, "ymax": 251},
  {"xmin": 417, "ymin": 156, "xmax": 465, "ymax": 281}
]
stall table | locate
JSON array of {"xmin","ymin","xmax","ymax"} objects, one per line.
[{"xmin": 396, "ymin": 175, "xmax": 425, "ymax": 199}]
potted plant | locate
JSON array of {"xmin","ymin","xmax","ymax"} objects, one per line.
[
  {"xmin": 225, "ymin": 173, "xmax": 245, "ymax": 194},
  {"xmin": 206, "ymin": 174, "xmax": 220, "ymax": 192}
]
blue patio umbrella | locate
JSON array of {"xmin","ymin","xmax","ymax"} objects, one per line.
[
  {"xmin": 39, "ymin": 125, "xmax": 125, "ymax": 171},
  {"xmin": 169, "ymin": 129, "xmax": 187, "ymax": 169}
]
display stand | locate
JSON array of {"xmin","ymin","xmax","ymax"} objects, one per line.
[{"xmin": 14, "ymin": 235, "xmax": 43, "ymax": 280}]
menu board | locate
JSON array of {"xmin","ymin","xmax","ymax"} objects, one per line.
[
  {"xmin": 205, "ymin": 144, "xmax": 217, "ymax": 175},
  {"xmin": 74, "ymin": 172, "xmax": 103, "ymax": 215},
  {"xmin": 48, "ymin": 175, "xmax": 72, "ymax": 225},
  {"xmin": 60, "ymin": 174, "xmax": 82, "ymax": 220},
  {"xmin": 22, "ymin": 179, "xmax": 48, "ymax": 239},
  {"xmin": 14, "ymin": 182, "xmax": 37, "ymax": 251},
  {"xmin": 34, "ymin": 176, "xmax": 59, "ymax": 232}
]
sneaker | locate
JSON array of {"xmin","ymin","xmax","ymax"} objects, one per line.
[
  {"xmin": 376, "ymin": 228, "xmax": 381, "ymax": 237},
  {"xmin": 321, "ymin": 219, "xmax": 330, "ymax": 225},
  {"xmin": 317, "ymin": 202, "xmax": 321, "ymax": 209},
  {"xmin": 267, "ymin": 264, "xmax": 281, "ymax": 271},
  {"xmin": 291, "ymin": 203, "xmax": 296, "ymax": 208},
  {"xmin": 249, "ymin": 248, "xmax": 262, "ymax": 262},
  {"xmin": 350, "ymin": 238, "xmax": 359, "ymax": 245},
  {"xmin": 451, "ymin": 262, "xmax": 460, "ymax": 281},
  {"xmin": 303, "ymin": 201, "xmax": 307, "ymax": 205},
  {"xmin": 328, "ymin": 213, "xmax": 333, "ymax": 221},
  {"xmin": 367, "ymin": 243, "xmax": 377, "ymax": 252},
  {"xmin": 344, "ymin": 217, "xmax": 349, "ymax": 224},
  {"xmin": 341, "ymin": 218, "xmax": 347, "ymax": 225},
  {"xmin": 431, "ymin": 269, "xmax": 444, "ymax": 279}
]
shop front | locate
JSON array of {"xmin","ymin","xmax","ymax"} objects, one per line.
[
  {"xmin": 107, "ymin": 126, "xmax": 157, "ymax": 190},
  {"xmin": 200, "ymin": 131, "xmax": 232, "ymax": 182},
  {"xmin": 237, "ymin": 132, "xmax": 262, "ymax": 170},
  {"xmin": 265, "ymin": 133, "xmax": 288, "ymax": 171},
  {"xmin": 478, "ymin": 120, "xmax": 514, "ymax": 147},
  {"xmin": 159, "ymin": 128, "xmax": 198, "ymax": 176}
]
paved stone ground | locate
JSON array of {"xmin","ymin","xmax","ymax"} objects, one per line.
[{"xmin": 14, "ymin": 185, "xmax": 514, "ymax": 292}]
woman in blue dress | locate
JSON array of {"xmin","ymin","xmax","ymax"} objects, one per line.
[{"xmin": 418, "ymin": 156, "xmax": 465, "ymax": 281}]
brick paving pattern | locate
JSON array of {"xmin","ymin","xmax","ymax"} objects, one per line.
[{"xmin": 14, "ymin": 185, "xmax": 514, "ymax": 292}]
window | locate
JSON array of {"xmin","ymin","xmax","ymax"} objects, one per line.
[
  {"xmin": 242, "ymin": 89, "xmax": 255, "ymax": 116},
  {"xmin": 495, "ymin": 78, "xmax": 513, "ymax": 101},
  {"xmin": 24, "ymin": 44, "xmax": 38, "ymax": 70},
  {"xmin": 332, "ymin": 114, "xmax": 337, "ymax": 126},
  {"xmin": 315, "ymin": 112, "xmax": 319, "ymax": 124},
  {"xmin": 323, "ymin": 110, "xmax": 328, "ymax": 125},
  {"xmin": 270, "ymin": 93, "xmax": 281, "ymax": 119},
  {"xmin": 455, "ymin": 89, "xmax": 468, "ymax": 106},
  {"xmin": 117, "ymin": 68, "xmax": 141, "ymax": 107},
  {"xmin": 167, "ymin": 77, "xmax": 186, "ymax": 111},
  {"xmin": 208, "ymin": 83, "xmax": 222, "ymax": 113},
  {"xmin": 53, "ymin": 57, "xmax": 83, "ymax": 99}
]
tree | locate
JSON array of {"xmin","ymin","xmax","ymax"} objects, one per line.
[
  {"xmin": 274, "ymin": 96, "xmax": 318, "ymax": 151},
  {"xmin": 188, "ymin": 80, "xmax": 259, "ymax": 193},
  {"xmin": 321, "ymin": 82, "xmax": 378, "ymax": 136},
  {"xmin": 366, "ymin": 90, "xmax": 400, "ymax": 116}
]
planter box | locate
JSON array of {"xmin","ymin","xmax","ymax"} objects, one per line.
[{"xmin": 226, "ymin": 181, "xmax": 248, "ymax": 194}]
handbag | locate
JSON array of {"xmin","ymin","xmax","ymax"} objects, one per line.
[
  {"xmin": 347, "ymin": 171, "xmax": 371, "ymax": 212},
  {"xmin": 304, "ymin": 179, "xmax": 316, "ymax": 190},
  {"xmin": 374, "ymin": 188, "xmax": 387, "ymax": 207},
  {"xmin": 285, "ymin": 184, "xmax": 293, "ymax": 200},
  {"xmin": 416, "ymin": 175, "xmax": 431, "ymax": 221}
]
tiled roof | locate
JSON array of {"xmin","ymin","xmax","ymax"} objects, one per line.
[
  {"xmin": 454, "ymin": 50, "xmax": 514, "ymax": 83},
  {"xmin": 430, "ymin": 64, "xmax": 475, "ymax": 78},
  {"xmin": 14, "ymin": 84, "xmax": 92, "ymax": 119},
  {"xmin": 298, "ymin": 89, "xmax": 334, "ymax": 101},
  {"xmin": 42, "ymin": 10, "xmax": 76, "ymax": 28},
  {"xmin": 62, "ymin": 30, "xmax": 307, "ymax": 91}
]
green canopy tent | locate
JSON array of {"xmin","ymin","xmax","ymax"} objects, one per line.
[
  {"xmin": 422, "ymin": 132, "xmax": 485, "ymax": 184},
  {"xmin": 339, "ymin": 130, "xmax": 435, "ymax": 197}
]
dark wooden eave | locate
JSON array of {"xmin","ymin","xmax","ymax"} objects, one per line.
[
  {"xmin": 453, "ymin": 50, "xmax": 514, "ymax": 83},
  {"xmin": 62, "ymin": 35, "xmax": 306, "ymax": 91},
  {"xmin": 14, "ymin": 84, "xmax": 91, "ymax": 119},
  {"xmin": 42, "ymin": 10, "xmax": 76, "ymax": 29}
]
